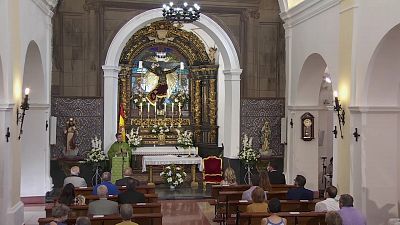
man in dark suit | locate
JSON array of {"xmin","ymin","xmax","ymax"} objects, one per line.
[
  {"xmin": 287, "ymin": 174, "xmax": 314, "ymax": 200},
  {"xmin": 117, "ymin": 177, "xmax": 145, "ymax": 204},
  {"xmin": 115, "ymin": 167, "xmax": 140, "ymax": 186},
  {"xmin": 267, "ymin": 162, "xmax": 286, "ymax": 184}
]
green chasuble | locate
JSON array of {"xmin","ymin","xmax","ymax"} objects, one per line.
[
  {"xmin": 108, "ymin": 141, "xmax": 131, "ymax": 160},
  {"xmin": 108, "ymin": 141, "xmax": 131, "ymax": 183}
]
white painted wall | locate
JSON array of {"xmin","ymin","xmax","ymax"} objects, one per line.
[{"xmin": 281, "ymin": 0, "xmax": 400, "ymax": 223}]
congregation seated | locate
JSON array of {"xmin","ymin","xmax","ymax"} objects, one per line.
[
  {"xmin": 286, "ymin": 175, "xmax": 313, "ymax": 200},
  {"xmin": 118, "ymin": 177, "xmax": 146, "ymax": 204},
  {"xmin": 88, "ymin": 185, "xmax": 118, "ymax": 216},
  {"xmin": 64, "ymin": 166, "xmax": 87, "ymax": 188},
  {"xmin": 267, "ymin": 162, "xmax": 286, "ymax": 184},
  {"xmin": 242, "ymin": 171, "xmax": 271, "ymax": 201},
  {"xmin": 315, "ymin": 186, "xmax": 339, "ymax": 212},
  {"xmin": 92, "ymin": 172, "xmax": 119, "ymax": 195},
  {"xmin": 261, "ymin": 198, "xmax": 286, "ymax": 225},
  {"xmin": 246, "ymin": 187, "xmax": 268, "ymax": 213},
  {"xmin": 58, "ymin": 183, "xmax": 76, "ymax": 206},
  {"xmin": 75, "ymin": 216, "xmax": 91, "ymax": 225},
  {"xmin": 116, "ymin": 204, "xmax": 139, "ymax": 225},
  {"xmin": 115, "ymin": 167, "xmax": 140, "ymax": 187},
  {"xmin": 325, "ymin": 211, "xmax": 343, "ymax": 225},
  {"xmin": 46, "ymin": 204, "xmax": 70, "ymax": 225},
  {"xmin": 338, "ymin": 194, "xmax": 366, "ymax": 225},
  {"xmin": 221, "ymin": 167, "xmax": 237, "ymax": 185}
]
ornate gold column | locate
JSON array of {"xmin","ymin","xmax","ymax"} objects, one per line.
[
  {"xmin": 209, "ymin": 79, "xmax": 217, "ymax": 143},
  {"xmin": 194, "ymin": 79, "xmax": 202, "ymax": 143}
]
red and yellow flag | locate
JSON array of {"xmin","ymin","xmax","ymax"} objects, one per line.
[{"xmin": 119, "ymin": 103, "xmax": 126, "ymax": 142}]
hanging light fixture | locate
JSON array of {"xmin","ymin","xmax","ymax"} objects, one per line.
[{"xmin": 162, "ymin": 2, "xmax": 201, "ymax": 23}]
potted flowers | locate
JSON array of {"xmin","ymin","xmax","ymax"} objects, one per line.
[
  {"xmin": 151, "ymin": 124, "xmax": 170, "ymax": 145},
  {"xmin": 238, "ymin": 134, "xmax": 260, "ymax": 184},
  {"xmin": 126, "ymin": 127, "xmax": 142, "ymax": 150},
  {"xmin": 177, "ymin": 130, "xmax": 193, "ymax": 149},
  {"xmin": 160, "ymin": 164, "xmax": 187, "ymax": 189}
]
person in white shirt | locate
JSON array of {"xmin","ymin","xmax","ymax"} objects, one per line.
[{"xmin": 315, "ymin": 186, "xmax": 340, "ymax": 212}]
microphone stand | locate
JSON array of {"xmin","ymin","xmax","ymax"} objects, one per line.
[{"xmin": 175, "ymin": 146, "xmax": 181, "ymax": 157}]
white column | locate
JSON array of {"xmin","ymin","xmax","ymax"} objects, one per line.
[
  {"xmin": 102, "ymin": 65, "xmax": 120, "ymax": 152},
  {"xmin": 223, "ymin": 69, "xmax": 242, "ymax": 158}
]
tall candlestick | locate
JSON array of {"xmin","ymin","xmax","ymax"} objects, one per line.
[
  {"xmin": 147, "ymin": 102, "xmax": 150, "ymax": 128},
  {"xmin": 171, "ymin": 103, "xmax": 174, "ymax": 127},
  {"xmin": 164, "ymin": 103, "xmax": 167, "ymax": 118},
  {"xmin": 147, "ymin": 102, "xmax": 150, "ymax": 113},
  {"xmin": 140, "ymin": 102, "xmax": 143, "ymax": 127},
  {"xmin": 154, "ymin": 102, "xmax": 157, "ymax": 119}
]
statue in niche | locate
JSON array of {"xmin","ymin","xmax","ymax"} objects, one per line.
[
  {"xmin": 64, "ymin": 118, "xmax": 78, "ymax": 157},
  {"xmin": 144, "ymin": 63, "xmax": 179, "ymax": 108},
  {"xmin": 261, "ymin": 119, "xmax": 271, "ymax": 155}
]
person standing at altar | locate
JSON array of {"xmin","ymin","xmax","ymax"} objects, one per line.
[{"xmin": 107, "ymin": 133, "xmax": 131, "ymax": 165}]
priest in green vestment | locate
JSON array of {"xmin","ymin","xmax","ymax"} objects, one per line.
[{"xmin": 108, "ymin": 133, "xmax": 131, "ymax": 166}]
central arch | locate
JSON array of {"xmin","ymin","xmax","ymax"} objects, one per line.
[{"xmin": 103, "ymin": 8, "xmax": 242, "ymax": 158}]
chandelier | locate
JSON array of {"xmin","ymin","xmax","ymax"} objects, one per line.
[{"xmin": 162, "ymin": 2, "xmax": 201, "ymax": 23}]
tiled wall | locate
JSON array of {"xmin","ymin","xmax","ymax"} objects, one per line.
[
  {"xmin": 51, "ymin": 97, "xmax": 103, "ymax": 158},
  {"xmin": 240, "ymin": 98, "xmax": 285, "ymax": 157}
]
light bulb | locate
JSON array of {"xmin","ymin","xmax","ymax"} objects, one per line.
[
  {"xmin": 183, "ymin": 2, "xmax": 188, "ymax": 7},
  {"xmin": 163, "ymin": 4, "xmax": 167, "ymax": 8},
  {"xmin": 169, "ymin": 2, "xmax": 173, "ymax": 6},
  {"xmin": 333, "ymin": 91, "xmax": 338, "ymax": 98},
  {"xmin": 25, "ymin": 88, "xmax": 30, "ymax": 95}
]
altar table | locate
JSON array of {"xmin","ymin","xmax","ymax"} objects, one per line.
[
  {"xmin": 142, "ymin": 155, "xmax": 203, "ymax": 188},
  {"xmin": 133, "ymin": 146, "xmax": 198, "ymax": 155}
]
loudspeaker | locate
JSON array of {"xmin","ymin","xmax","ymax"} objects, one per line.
[
  {"xmin": 281, "ymin": 117, "xmax": 287, "ymax": 144},
  {"xmin": 50, "ymin": 116, "xmax": 57, "ymax": 145}
]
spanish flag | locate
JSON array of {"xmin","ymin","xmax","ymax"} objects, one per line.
[{"xmin": 119, "ymin": 103, "xmax": 126, "ymax": 142}]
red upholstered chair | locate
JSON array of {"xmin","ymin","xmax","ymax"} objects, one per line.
[{"xmin": 202, "ymin": 156, "xmax": 223, "ymax": 190}]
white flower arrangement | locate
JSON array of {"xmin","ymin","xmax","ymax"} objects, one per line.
[
  {"xmin": 176, "ymin": 130, "xmax": 193, "ymax": 149},
  {"xmin": 132, "ymin": 93, "xmax": 147, "ymax": 108},
  {"xmin": 159, "ymin": 164, "xmax": 187, "ymax": 187},
  {"xmin": 238, "ymin": 134, "xmax": 260, "ymax": 164},
  {"xmin": 126, "ymin": 127, "xmax": 142, "ymax": 149},
  {"xmin": 172, "ymin": 90, "xmax": 189, "ymax": 106},
  {"xmin": 86, "ymin": 136, "xmax": 107, "ymax": 163},
  {"xmin": 151, "ymin": 124, "xmax": 170, "ymax": 134}
]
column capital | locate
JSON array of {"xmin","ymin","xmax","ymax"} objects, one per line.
[
  {"xmin": 223, "ymin": 69, "xmax": 242, "ymax": 81},
  {"xmin": 102, "ymin": 65, "xmax": 120, "ymax": 79}
]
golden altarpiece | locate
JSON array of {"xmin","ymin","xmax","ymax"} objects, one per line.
[{"xmin": 118, "ymin": 21, "xmax": 219, "ymax": 148}]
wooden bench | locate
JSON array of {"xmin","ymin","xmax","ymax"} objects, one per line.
[
  {"xmin": 83, "ymin": 193, "xmax": 159, "ymax": 204},
  {"xmin": 38, "ymin": 213, "xmax": 163, "ymax": 225},
  {"xmin": 75, "ymin": 185, "xmax": 156, "ymax": 196},
  {"xmin": 237, "ymin": 212, "xmax": 326, "ymax": 225},
  {"xmin": 228, "ymin": 199, "xmax": 319, "ymax": 215},
  {"xmin": 45, "ymin": 202, "xmax": 162, "ymax": 217}
]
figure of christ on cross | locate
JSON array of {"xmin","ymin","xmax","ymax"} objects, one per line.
[{"xmin": 145, "ymin": 64, "xmax": 180, "ymax": 108}]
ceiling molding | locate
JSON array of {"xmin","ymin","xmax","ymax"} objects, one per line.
[
  {"xmin": 287, "ymin": 105, "xmax": 327, "ymax": 111},
  {"xmin": 31, "ymin": 0, "xmax": 58, "ymax": 17},
  {"xmin": 349, "ymin": 106, "xmax": 400, "ymax": 113},
  {"xmin": 280, "ymin": 0, "xmax": 341, "ymax": 29}
]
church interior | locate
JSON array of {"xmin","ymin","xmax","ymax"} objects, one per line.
[{"xmin": 1, "ymin": 0, "xmax": 400, "ymax": 225}]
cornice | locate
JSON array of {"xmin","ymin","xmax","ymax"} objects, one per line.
[
  {"xmin": 349, "ymin": 106, "xmax": 400, "ymax": 113},
  {"xmin": 31, "ymin": 0, "xmax": 58, "ymax": 18},
  {"xmin": 280, "ymin": 0, "xmax": 341, "ymax": 29},
  {"xmin": 287, "ymin": 105, "xmax": 326, "ymax": 111}
]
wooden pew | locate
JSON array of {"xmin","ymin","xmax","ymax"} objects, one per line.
[
  {"xmin": 84, "ymin": 193, "xmax": 159, "ymax": 204},
  {"xmin": 271, "ymin": 184, "xmax": 296, "ymax": 192},
  {"xmin": 227, "ymin": 199, "xmax": 320, "ymax": 216},
  {"xmin": 45, "ymin": 202, "xmax": 162, "ymax": 217},
  {"xmin": 75, "ymin": 185, "xmax": 156, "ymax": 196},
  {"xmin": 237, "ymin": 212, "xmax": 326, "ymax": 225},
  {"xmin": 38, "ymin": 213, "xmax": 162, "ymax": 225}
]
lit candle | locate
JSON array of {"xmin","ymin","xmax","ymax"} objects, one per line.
[
  {"xmin": 154, "ymin": 102, "xmax": 157, "ymax": 119},
  {"xmin": 178, "ymin": 102, "xmax": 182, "ymax": 116},
  {"xmin": 171, "ymin": 103, "xmax": 174, "ymax": 127},
  {"xmin": 138, "ymin": 61, "xmax": 143, "ymax": 69},
  {"xmin": 180, "ymin": 62, "xmax": 184, "ymax": 70},
  {"xmin": 147, "ymin": 102, "xmax": 150, "ymax": 113},
  {"xmin": 140, "ymin": 102, "xmax": 143, "ymax": 114},
  {"xmin": 172, "ymin": 103, "xmax": 174, "ymax": 114},
  {"xmin": 164, "ymin": 102, "xmax": 167, "ymax": 116}
]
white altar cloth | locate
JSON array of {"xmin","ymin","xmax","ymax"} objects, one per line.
[
  {"xmin": 142, "ymin": 155, "xmax": 203, "ymax": 172},
  {"xmin": 132, "ymin": 146, "xmax": 198, "ymax": 156}
]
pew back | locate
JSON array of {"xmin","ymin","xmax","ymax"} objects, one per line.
[{"xmin": 237, "ymin": 212, "xmax": 326, "ymax": 225}]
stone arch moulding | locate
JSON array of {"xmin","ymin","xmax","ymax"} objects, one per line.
[
  {"xmin": 103, "ymin": 8, "xmax": 242, "ymax": 158},
  {"xmin": 0, "ymin": 54, "xmax": 4, "ymax": 102},
  {"xmin": 296, "ymin": 53, "xmax": 332, "ymax": 106},
  {"xmin": 364, "ymin": 23, "xmax": 400, "ymax": 107}
]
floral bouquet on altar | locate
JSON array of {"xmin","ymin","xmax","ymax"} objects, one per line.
[
  {"xmin": 132, "ymin": 93, "xmax": 147, "ymax": 108},
  {"xmin": 176, "ymin": 130, "xmax": 193, "ymax": 149},
  {"xmin": 86, "ymin": 136, "xmax": 107, "ymax": 163},
  {"xmin": 151, "ymin": 124, "xmax": 170, "ymax": 134},
  {"xmin": 172, "ymin": 90, "xmax": 190, "ymax": 107},
  {"xmin": 126, "ymin": 127, "xmax": 142, "ymax": 149},
  {"xmin": 160, "ymin": 164, "xmax": 187, "ymax": 188},
  {"xmin": 238, "ymin": 134, "xmax": 260, "ymax": 164}
]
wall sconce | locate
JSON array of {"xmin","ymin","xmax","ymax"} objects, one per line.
[
  {"xmin": 16, "ymin": 88, "xmax": 30, "ymax": 139},
  {"xmin": 333, "ymin": 91, "xmax": 345, "ymax": 138}
]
